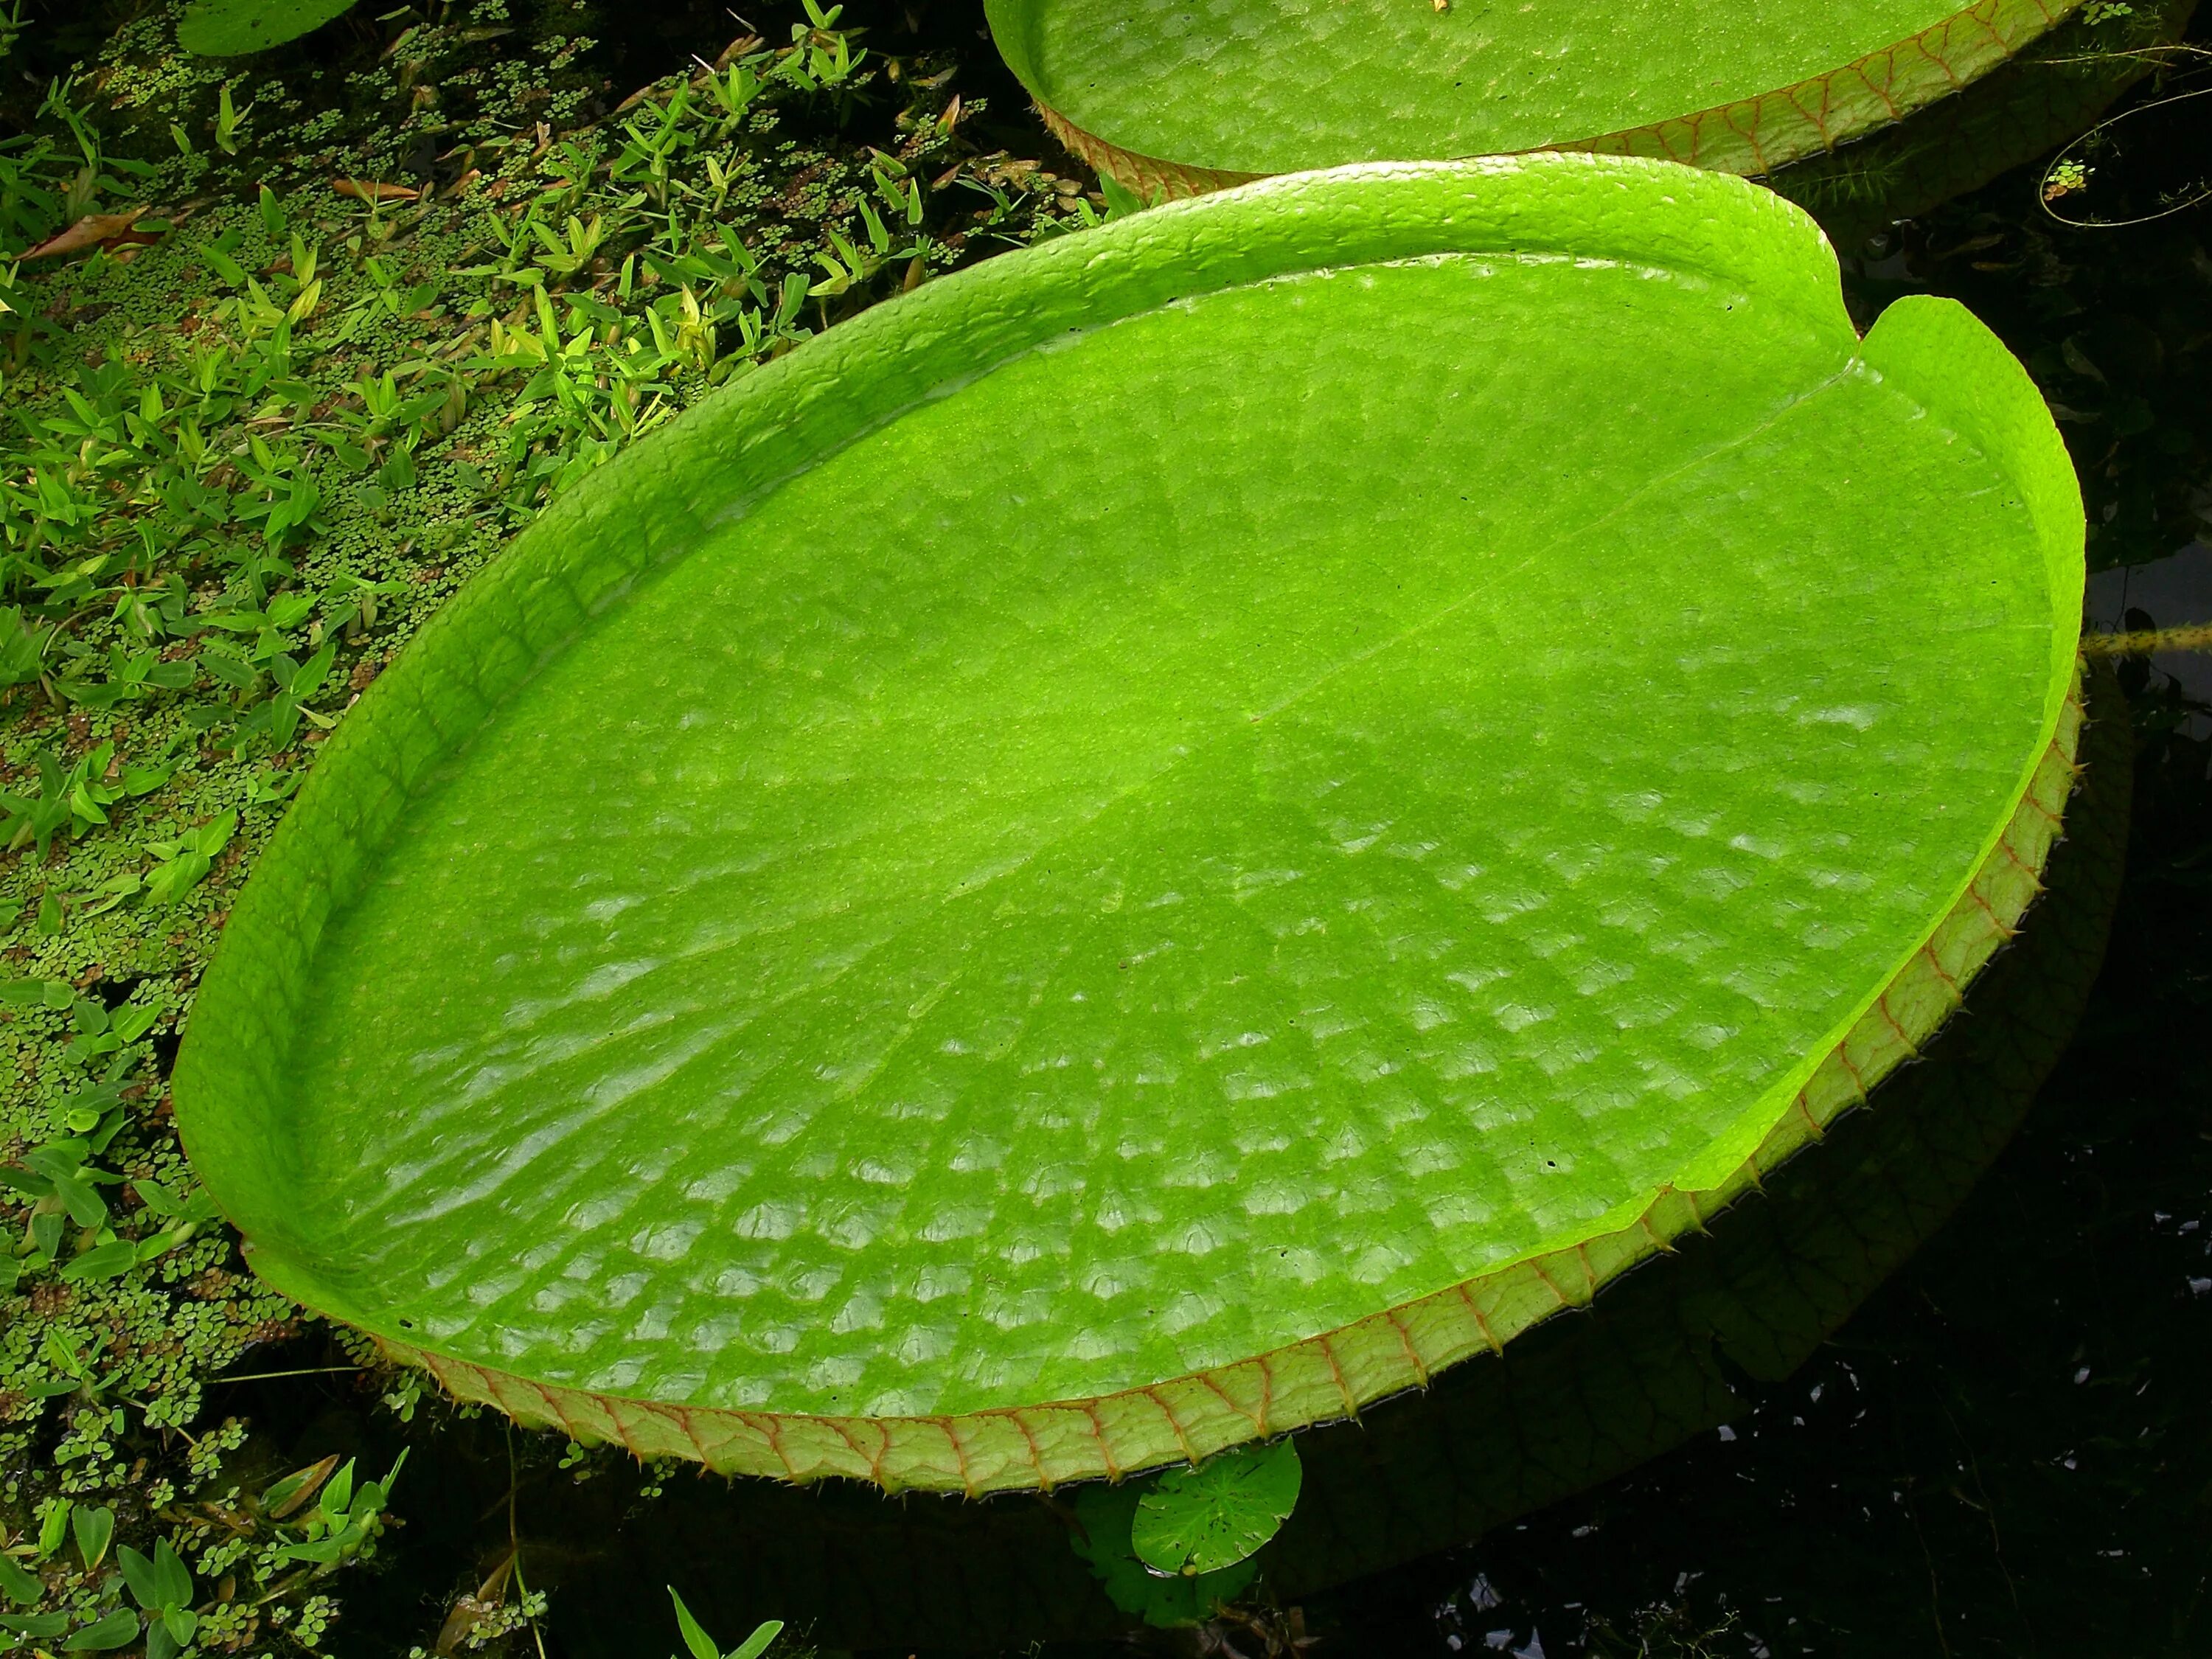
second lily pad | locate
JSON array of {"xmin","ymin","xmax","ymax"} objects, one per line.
[{"xmin": 986, "ymin": 0, "xmax": 2093, "ymax": 194}]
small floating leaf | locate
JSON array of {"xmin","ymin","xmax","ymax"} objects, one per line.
[
  {"xmin": 1071, "ymin": 1481, "xmax": 1259, "ymax": 1627},
  {"xmin": 1132, "ymin": 1440, "xmax": 1303, "ymax": 1576}
]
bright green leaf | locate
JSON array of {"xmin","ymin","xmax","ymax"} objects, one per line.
[
  {"xmin": 71, "ymin": 1507, "xmax": 113, "ymax": 1573},
  {"xmin": 1096, "ymin": 175, "xmax": 1148, "ymax": 219},
  {"xmin": 116, "ymin": 1545, "xmax": 159, "ymax": 1613},
  {"xmin": 319, "ymin": 1458, "xmax": 355, "ymax": 1521},
  {"xmin": 37, "ymin": 1501, "xmax": 71, "ymax": 1560},
  {"xmin": 0, "ymin": 1166, "xmax": 52, "ymax": 1201},
  {"xmin": 178, "ymin": 0, "xmax": 361, "ymax": 55},
  {"xmin": 668, "ymin": 1589, "xmax": 718, "ymax": 1659},
  {"xmin": 59, "ymin": 1240, "xmax": 139, "ymax": 1283},
  {"xmin": 77, "ymin": 873, "xmax": 145, "ymax": 917},
  {"xmin": 199, "ymin": 240, "xmax": 248, "ymax": 286},
  {"xmin": 136, "ymin": 1228, "xmax": 194, "ymax": 1264},
  {"xmin": 1130, "ymin": 1440, "xmax": 1302, "ymax": 1576},
  {"xmin": 62, "ymin": 1609, "xmax": 140, "ymax": 1651},
  {"xmin": 984, "ymin": 0, "xmax": 2092, "ymax": 183},
  {"xmin": 0, "ymin": 1554, "xmax": 39, "ymax": 1608},
  {"xmin": 49, "ymin": 1176, "xmax": 106, "ymax": 1229},
  {"xmin": 151, "ymin": 1540, "xmax": 194, "ymax": 1613},
  {"xmin": 0, "ymin": 607, "xmax": 52, "ymax": 689},
  {"xmin": 271, "ymin": 1538, "xmax": 344, "ymax": 1565},
  {"xmin": 173, "ymin": 157, "xmax": 2083, "ymax": 1492},
  {"xmin": 147, "ymin": 849, "xmax": 216, "ymax": 906},
  {"xmin": 111, "ymin": 999, "xmax": 164, "ymax": 1045}
]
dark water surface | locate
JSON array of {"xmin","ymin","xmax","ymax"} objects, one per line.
[{"xmin": 215, "ymin": 5, "xmax": 2212, "ymax": 1655}]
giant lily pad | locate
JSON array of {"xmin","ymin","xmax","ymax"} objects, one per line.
[
  {"xmin": 985, "ymin": 0, "xmax": 2093, "ymax": 196},
  {"xmin": 175, "ymin": 155, "xmax": 2083, "ymax": 1495}
]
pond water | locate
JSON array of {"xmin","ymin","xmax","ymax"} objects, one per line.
[{"xmin": 205, "ymin": 4, "xmax": 2212, "ymax": 1655}]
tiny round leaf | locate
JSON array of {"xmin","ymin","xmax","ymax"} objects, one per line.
[{"xmin": 1131, "ymin": 1440, "xmax": 1304, "ymax": 1576}]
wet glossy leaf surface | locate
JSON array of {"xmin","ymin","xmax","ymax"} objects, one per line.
[{"xmin": 176, "ymin": 159, "xmax": 2078, "ymax": 1467}]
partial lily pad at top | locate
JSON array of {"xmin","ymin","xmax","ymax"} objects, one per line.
[
  {"xmin": 178, "ymin": 0, "xmax": 360, "ymax": 57},
  {"xmin": 173, "ymin": 155, "xmax": 2084, "ymax": 1495},
  {"xmin": 984, "ymin": 0, "xmax": 2091, "ymax": 195},
  {"xmin": 1133, "ymin": 1441, "xmax": 1304, "ymax": 1577},
  {"xmin": 1771, "ymin": 0, "xmax": 2200, "ymax": 245}
]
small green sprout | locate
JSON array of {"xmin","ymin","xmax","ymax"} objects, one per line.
[{"xmin": 669, "ymin": 1587, "xmax": 783, "ymax": 1659}]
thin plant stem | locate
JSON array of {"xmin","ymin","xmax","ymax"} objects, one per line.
[{"xmin": 2083, "ymin": 624, "xmax": 2212, "ymax": 657}]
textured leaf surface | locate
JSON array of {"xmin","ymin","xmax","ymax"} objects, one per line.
[
  {"xmin": 1263, "ymin": 664, "xmax": 2129, "ymax": 1599},
  {"xmin": 177, "ymin": 0, "xmax": 360, "ymax": 56},
  {"xmin": 987, "ymin": 0, "xmax": 2087, "ymax": 188},
  {"xmin": 467, "ymin": 677, "xmax": 2124, "ymax": 1659},
  {"xmin": 495, "ymin": 675, "xmax": 2124, "ymax": 1658},
  {"xmin": 175, "ymin": 156, "xmax": 2082, "ymax": 1492}
]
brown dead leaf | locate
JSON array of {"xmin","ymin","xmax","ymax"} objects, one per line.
[
  {"xmin": 434, "ymin": 1552, "xmax": 515, "ymax": 1656},
  {"xmin": 265, "ymin": 1453, "xmax": 341, "ymax": 1519},
  {"xmin": 21, "ymin": 209, "xmax": 161, "ymax": 261},
  {"xmin": 333, "ymin": 178, "xmax": 420, "ymax": 204}
]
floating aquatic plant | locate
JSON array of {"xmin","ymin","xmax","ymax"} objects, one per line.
[
  {"xmin": 1132, "ymin": 1440, "xmax": 1304, "ymax": 1576},
  {"xmin": 2039, "ymin": 83, "xmax": 2212, "ymax": 227},
  {"xmin": 174, "ymin": 153, "xmax": 2083, "ymax": 1494},
  {"xmin": 985, "ymin": 0, "xmax": 2097, "ymax": 196}
]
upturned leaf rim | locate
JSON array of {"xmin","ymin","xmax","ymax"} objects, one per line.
[
  {"xmin": 998, "ymin": 0, "xmax": 2091, "ymax": 198},
  {"xmin": 173, "ymin": 156, "xmax": 2085, "ymax": 1493}
]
